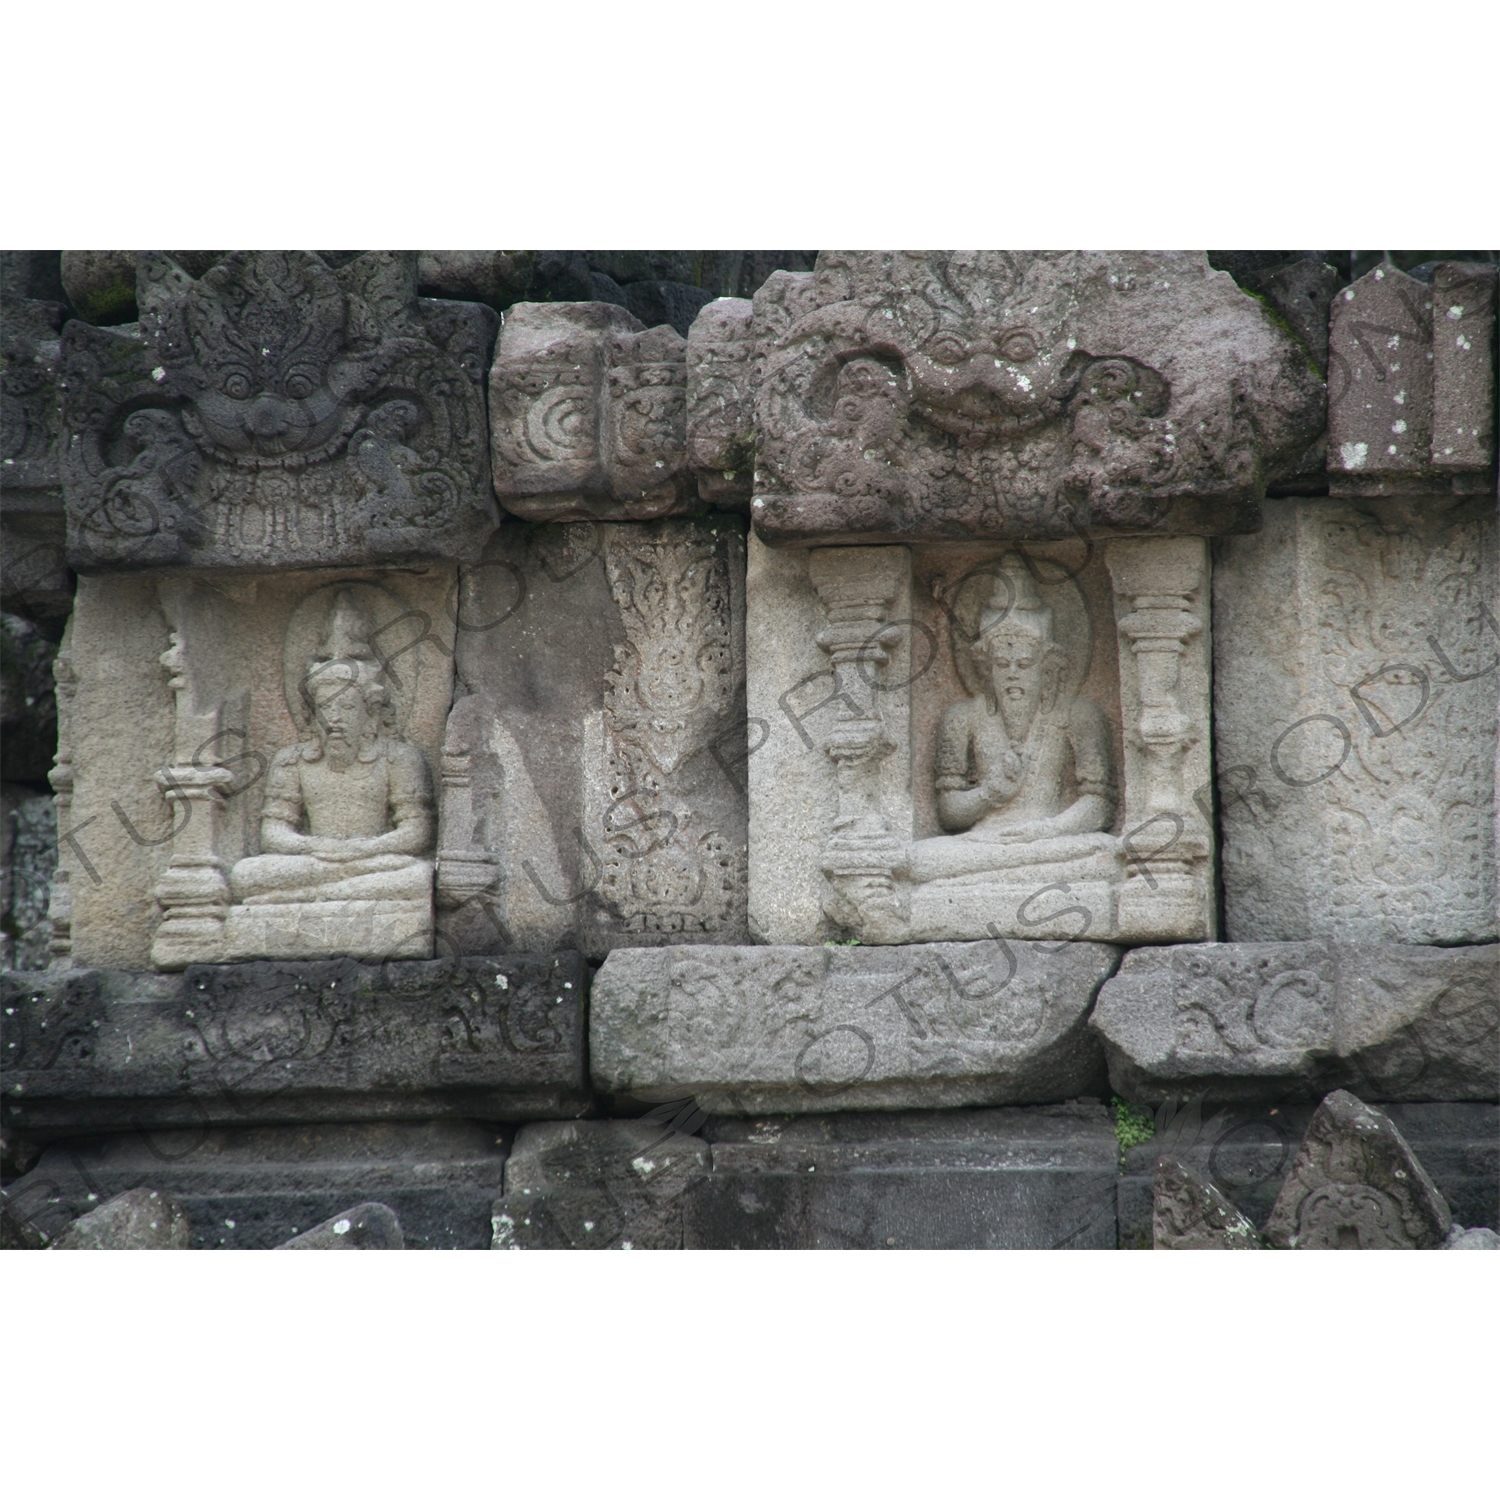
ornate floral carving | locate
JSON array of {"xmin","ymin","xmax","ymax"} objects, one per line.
[
  {"xmin": 598, "ymin": 524, "xmax": 739, "ymax": 935},
  {"xmin": 59, "ymin": 252, "xmax": 497, "ymax": 569}
]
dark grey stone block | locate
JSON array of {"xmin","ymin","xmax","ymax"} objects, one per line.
[
  {"xmin": 492, "ymin": 1119, "xmax": 711, "ymax": 1249},
  {"xmin": 684, "ymin": 1103, "xmax": 1118, "ymax": 1249},
  {"xmin": 50, "ymin": 1185, "xmax": 192, "ymax": 1249},
  {"xmin": 1, "ymin": 954, "xmax": 590, "ymax": 1135},
  {"xmin": 1117, "ymin": 1100, "xmax": 1500, "ymax": 1248},
  {"xmin": 1, "ymin": 1119, "xmax": 506, "ymax": 1249}
]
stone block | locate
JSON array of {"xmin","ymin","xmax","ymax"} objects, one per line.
[
  {"xmin": 276, "ymin": 1201, "xmax": 404, "ymax": 1249},
  {"xmin": 50, "ymin": 1186, "xmax": 193, "ymax": 1249},
  {"xmin": 1, "ymin": 296, "xmax": 72, "ymax": 622},
  {"xmin": 1328, "ymin": 262, "xmax": 1496, "ymax": 496},
  {"xmin": 734, "ymin": 252, "xmax": 1322, "ymax": 546},
  {"xmin": 59, "ymin": 252, "xmax": 498, "ymax": 571},
  {"xmin": 488, "ymin": 302, "xmax": 694, "ymax": 521},
  {"xmin": 1446, "ymin": 1226, "xmax": 1499, "ymax": 1249},
  {"xmin": 747, "ymin": 532, "xmax": 1215, "ymax": 945},
  {"xmin": 686, "ymin": 296, "xmax": 756, "ymax": 507},
  {"xmin": 0, "ymin": 1119, "xmax": 506, "ymax": 1249},
  {"xmin": 1151, "ymin": 1156, "xmax": 1260, "ymax": 1248},
  {"xmin": 590, "ymin": 940, "xmax": 1116, "ymax": 1114},
  {"xmin": 684, "ymin": 1104, "xmax": 1118, "ymax": 1249},
  {"xmin": 440, "ymin": 517, "xmax": 748, "ymax": 959},
  {"xmin": 1116, "ymin": 1100, "xmax": 1499, "ymax": 1248},
  {"xmin": 1214, "ymin": 496, "xmax": 1497, "ymax": 944},
  {"xmin": 1091, "ymin": 942, "xmax": 1499, "ymax": 1105},
  {"xmin": 51, "ymin": 566, "xmax": 455, "ymax": 970},
  {"xmin": 1, "ymin": 785, "xmax": 55, "ymax": 970},
  {"xmin": 1, "ymin": 954, "xmax": 590, "ymax": 1135},
  {"xmin": 491, "ymin": 1119, "xmax": 711, "ymax": 1249},
  {"xmin": 1263, "ymin": 1090, "xmax": 1451, "ymax": 1249}
]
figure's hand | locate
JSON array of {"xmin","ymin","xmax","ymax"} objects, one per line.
[{"xmin": 980, "ymin": 749, "xmax": 1028, "ymax": 807}]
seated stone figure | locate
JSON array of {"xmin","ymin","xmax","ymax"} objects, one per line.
[
  {"xmin": 909, "ymin": 555, "xmax": 1115, "ymax": 884},
  {"xmin": 230, "ymin": 593, "xmax": 434, "ymax": 906}
]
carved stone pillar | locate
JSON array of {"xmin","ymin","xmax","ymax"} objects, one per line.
[
  {"xmin": 808, "ymin": 546, "xmax": 910, "ymax": 938},
  {"xmin": 1106, "ymin": 538, "xmax": 1215, "ymax": 941},
  {"xmin": 435, "ymin": 698, "xmax": 501, "ymax": 915},
  {"xmin": 148, "ymin": 608, "xmax": 238, "ymax": 971},
  {"xmin": 45, "ymin": 625, "xmax": 76, "ymax": 967}
]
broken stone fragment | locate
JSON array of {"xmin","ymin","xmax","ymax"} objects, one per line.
[
  {"xmin": 1264, "ymin": 1090, "xmax": 1452, "ymax": 1249},
  {"xmin": 276, "ymin": 1203, "xmax": 404, "ymax": 1250},
  {"xmin": 1151, "ymin": 1156, "xmax": 1260, "ymax": 1249},
  {"xmin": 50, "ymin": 1187, "xmax": 193, "ymax": 1250},
  {"xmin": 1443, "ymin": 1226, "xmax": 1499, "ymax": 1250}
]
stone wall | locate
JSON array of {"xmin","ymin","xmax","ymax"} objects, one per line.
[{"xmin": 2, "ymin": 249, "xmax": 1495, "ymax": 1250}]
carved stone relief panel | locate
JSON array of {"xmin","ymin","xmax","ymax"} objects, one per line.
[
  {"xmin": 690, "ymin": 252, "xmax": 1324, "ymax": 546},
  {"xmin": 441, "ymin": 517, "xmax": 747, "ymax": 959},
  {"xmin": 488, "ymin": 303, "xmax": 695, "ymax": 521},
  {"xmin": 1214, "ymin": 496, "xmax": 1497, "ymax": 944},
  {"xmin": 58, "ymin": 565, "xmax": 455, "ymax": 971},
  {"xmin": 1, "ymin": 295, "xmax": 72, "ymax": 620},
  {"xmin": 1327, "ymin": 262, "xmax": 1496, "ymax": 497},
  {"xmin": 747, "ymin": 532, "xmax": 1215, "ymax": 945},
  {"xmin": 59, "ymin": 253, "xmax": 499, "ymax": 571}
]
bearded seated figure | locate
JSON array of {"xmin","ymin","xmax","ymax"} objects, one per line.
[
  {"xmin": 223, "ymin": 593, "xmax": 435, "ymax": 959},
  {"xmin": 907, "ymin": 563, "xmax": 1119, "ymax": 892}
]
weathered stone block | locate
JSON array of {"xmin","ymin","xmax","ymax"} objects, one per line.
[
  {"xmin": 748, "ymin": 533, "xmax": 1215, "ymax": 945},
  {"xmin": 1, "ymin": 296, "xmax": 72, "ymax": 622},
  {"xmin": 1091, "ymin": 941, "xmax": 1499, "ymax": 1105},
  {"xmin": 1, "ymin": 954, "xmax": 589, "ymax": 1135},
  {"xmin": 1263, "ymin": 1090, "xmax": 1451, "ymax": 1249},
  {"xmin": 50, "ymin": 1186, "xmax": 193, "ymax": 1249},
  {"xmin": 1328, "ymin": 263, "xmax": 1496, "ymax": 496},
  {"xmin": 0, "ymin": 1119, "xmax": 506, "ymax": 1249},
  {"xmin": 491, "ymin": 1119, "xmax": 711, "ymax": 1249},
  {"xmin": 1151, "ymin": 1156, "xmax": 1259, "ymax": 1248},
  {"xmin": 52, "ymin": 566, "xmax": 455, "ymax": 969},
  {"xmin": 276, "ymin": 1201, "xmax": 404, "ymax": 1249},
  {"xmin": 590, "ymin": 940, "xmax": 1116, "ymax": 1114},
  {"xmin": 686, "ymin": 296, "xmax": 756, "ymax": 508},
  {"xmin": 60, "ymin": 252, "xmax": 498, "ymax": 571},
  {"xmin": 732, "ymin": 252, "xmax": 1322, "ymax": 546},
  {"xmin": 489, "ymin": 302, "xmax": 694, "ymax": 521},
  {"xmin": 684, "ymin": 1104, "xmax": 1118, "ymax": 1249},
  {"xmin": 439, "ymin": 517, "xmax": 747, "ymax": 958},
  {"xmin": 1214, "ymin": 496, "xmax": 1497, "ymax": 944},
  {"xmin": 1117, "ymin": 1101, "xmax": 1500, "ymax": 1248}
]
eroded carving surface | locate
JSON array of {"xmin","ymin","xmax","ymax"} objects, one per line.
[
  {"xmin": 742, "ymin": 252, "xmax": 1323, "ymax": 544},
  {"xmin": 60, "ymin": 252, "xmax": 498, "ymax": 569}
]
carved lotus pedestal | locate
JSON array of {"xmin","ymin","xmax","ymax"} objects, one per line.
[{"xmin": 747, "ymin": 533, "xmax": 1216, "ymax": 947}]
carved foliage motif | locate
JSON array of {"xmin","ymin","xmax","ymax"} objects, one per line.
[
  {"xmin": 747, "ymin": 251, "xmax": 1324, "ymax": 542},
  {"xmin": 60, "ymin": 252, "xmax": 496, "ymax": 567},
  {"xmin": 600, "ymin": 526, "xmax": 738, "ymax": 934}
]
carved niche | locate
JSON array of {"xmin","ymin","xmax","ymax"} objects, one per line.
[
  {"xmin": 56, "ymin": 566, "xmax": 455, "ymax": 972},
  {"xmin": 489, "ymin": 303, "xmax": 696, "ymax": 521},
  {"xmin": 59, "ymin": 252, "xmax": 498, "ymax": 570},
  {"xmin": 438, "ymin": 518, "xmax": 748, "ymax": 959},
  {"xmin": 683, "ymin": 252, "xmax": 1325, "ymax": 545},
  {"xmin": 747, "ymin": 533, "xmax": 1215, "ymax": 945}
]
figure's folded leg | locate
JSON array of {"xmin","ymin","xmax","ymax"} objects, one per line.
[{"xmin": 230, "ymin": 854, "xmax": 326, "ymax": 902}]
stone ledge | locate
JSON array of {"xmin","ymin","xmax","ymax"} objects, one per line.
[{"xmin": 1, "ymin": 954, "xmax": 590, "ymax": 1135}]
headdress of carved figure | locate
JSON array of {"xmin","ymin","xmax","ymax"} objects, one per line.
[
  {"xmin": 971, "ymin": 553, "xmax": 1066, "ymax": 713},
  {"xmin": 300, "ymin": 591, "xmax": 392, "ymax": 757}
]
